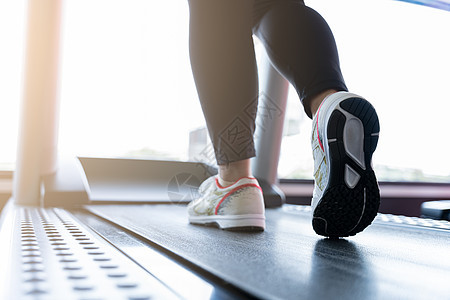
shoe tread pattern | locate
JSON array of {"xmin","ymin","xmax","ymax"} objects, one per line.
[{"xmin": 313, "ymin": 97, "xmax": 380, "ymax": 237}]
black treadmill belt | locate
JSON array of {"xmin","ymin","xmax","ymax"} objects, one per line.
[{"xmin": 86, "ymin": 204, "xmax": 450, "ymax": 300}]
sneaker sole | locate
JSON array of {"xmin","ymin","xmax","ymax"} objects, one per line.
[
  {"xmin": 313, "ymin": 97, "xmax": 380, "ymax": 238},
  {"xmin": 189, "ymin": 214, "xmax": 265, "ymax": 231}
]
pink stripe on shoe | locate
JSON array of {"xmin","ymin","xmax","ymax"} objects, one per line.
[{"xmin": 214, "ymin": 183, "xmax": 263, "ymax": 215}]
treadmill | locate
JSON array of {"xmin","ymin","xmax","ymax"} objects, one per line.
[{"xmin": 1, "ymin": 1, "xmax": 449, "ymax": 299}]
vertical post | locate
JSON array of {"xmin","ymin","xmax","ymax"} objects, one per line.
[
  {"xmin": 252, "ymin": 51, "xmax": 289, "ymax": 207},
  {"xmin": 13, "ymin": 0, "xmax": 63, "ymax": 205}
]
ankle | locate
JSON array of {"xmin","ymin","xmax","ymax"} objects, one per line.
[
  {"xmin": 217, "ymin": 176, "xmax": 236, "ymax": 187},
  {"xmin": 218, "ymin": 159, "xmax": 252, "ymax": 183},
  {"xmin": 218, "ymin": 171, "xmax": 253, "ymax": 183},
  {"xmin": 310, "ymin": 89, "xmax": 338, "ymax": 118}
]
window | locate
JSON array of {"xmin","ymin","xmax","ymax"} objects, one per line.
[
  {"xmin": 58, "ymin": 0, "xmax": 203, "ymax": 161},
  {"xmin": 279, "ymin": 0, "xmax": 450, "ymax": 182},
  {"xmin": 0, "ymin": 0, "xmax": 26, "ymax": 171}
]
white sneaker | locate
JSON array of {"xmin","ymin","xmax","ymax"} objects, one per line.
[
  {"xmin": 188, "ymin": 176, "xmax": 265, "ymax": 230},
  {"xmin": 311, "ymin": 92, "xmax": 380, "ymax": 237}
]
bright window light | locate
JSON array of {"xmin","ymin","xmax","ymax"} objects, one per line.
[
  {"xmin": 0, "ymin": 0, "xmax": 26, "ymax": 170},
  {"xmin": 279, "ymin": 0, "xmax": 450, "ymax": 182}
]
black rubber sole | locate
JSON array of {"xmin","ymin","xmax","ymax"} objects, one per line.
[
  {"xmin": 192, "ymin": 222, "xmax": 265, "ymax": 232},
  {"xmin": 313, "ymin": 97, "xmax": 380, "ymax": 238}
]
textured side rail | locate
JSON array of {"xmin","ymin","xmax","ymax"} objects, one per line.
[{"xmin": 0, "ymin": 205, "xmax": 179, "ymax": 300}]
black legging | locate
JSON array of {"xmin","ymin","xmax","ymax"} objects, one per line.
[{"xmin": 189, "ymin": 0, "xmax": 348, "ymax": 165}]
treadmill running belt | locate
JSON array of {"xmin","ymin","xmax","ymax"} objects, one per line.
[{"xmin": 86, "ymin": 204, "xmax": 450, "ymax": 300}]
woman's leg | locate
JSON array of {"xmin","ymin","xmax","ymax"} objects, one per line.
[
  {"xmin": 189, "ymin": 0, "xmax": 258, "ymax": 182},
  {"xmin": 253, "ymin": 1, "xmax": 380, "ymax": 238},
  {"xmin": 187, "ymin": 0, "xmax": 265, "ymax": 230},
  {"xmin": 252, "ymin": 0, "xmax": 348, "ymax": 119}
]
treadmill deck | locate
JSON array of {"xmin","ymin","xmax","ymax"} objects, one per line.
[{"xmin": 85, "ymin": 204, "xmax": 450, "ymax": 300}]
